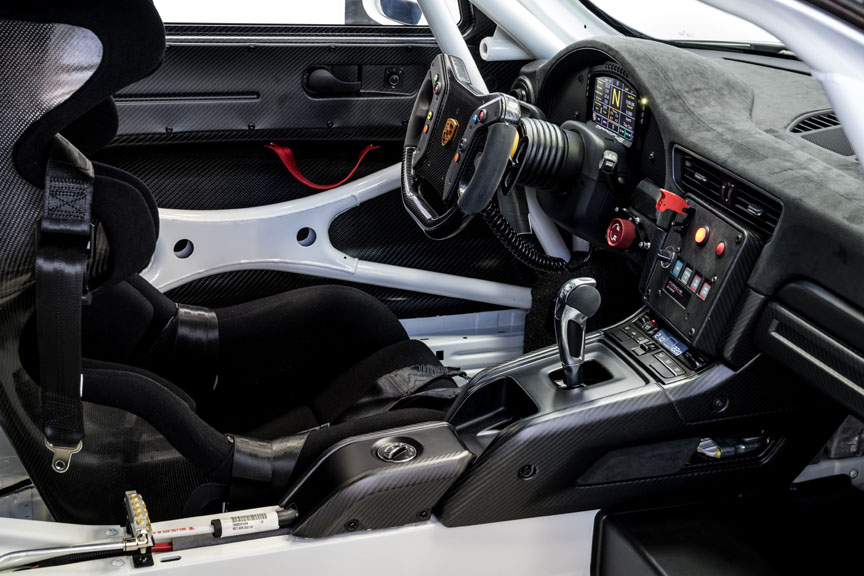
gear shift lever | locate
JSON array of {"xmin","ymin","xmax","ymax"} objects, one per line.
[{"xmin": 554, "ymin": 278, "xmax": 602, "ymax": 388}]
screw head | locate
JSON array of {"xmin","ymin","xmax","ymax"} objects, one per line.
[
  {"xmin": 851, "ymin": 469, "xmax": 859, "ymax": 479},
  {"xmin": 416, "ymin": 509, "xmax": 430, "ymax": 520},
  {"xmin": 106, "ymin": 528, "xmax": 118, "ymax": 536},
  {"xmin": 648, "ymin": 151, "xmax": 656, "ymax": 162},
  {"xmin": 712, "ymin": 397, "xmax": 730, "ymax": 413},
  {"xmin": 344, "ymin": 519, "xmax": 359, "ymax": 532},
  {"xmin": 518, "ymin": 464, "xmax": 537, "ymax": 479},
  {"xmin": 111, "ymin": 559, "xmax": 125, "ymax": 567},
  {"xmin": 327, "ymin": 121, "xmax": 334, "ymax": 128}
]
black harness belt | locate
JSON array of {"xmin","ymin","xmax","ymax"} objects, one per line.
[
  {"xmin": 35, "ymin": 137, "xmax": 94, "ymax": 473},
  {"xmin": 173, "ymin": 304, "xmax": 219, "ymax": 398},
  {"xmin": 231, "ymin": 433, "xmax": 311, "ymax": 494}
]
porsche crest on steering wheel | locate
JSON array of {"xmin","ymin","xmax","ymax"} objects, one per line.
[{"xmin": 442, "ymin": 118, "xmax": 459, "ymax": 146}]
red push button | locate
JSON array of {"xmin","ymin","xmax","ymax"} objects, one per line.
[
  {"xmin": 606, "ymin": 218, "xmax": 636, "ymax": 249},
  {"xmin": 694, "ymin": 226, "xmax": 709, "ymax": 245},
  {"xmin": 715, "ymin": 241, "xmax": 726, "ymax": 256}
]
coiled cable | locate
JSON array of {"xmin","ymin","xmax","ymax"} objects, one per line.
[{"xmin": 482, "ymin": 201, "xmax": 592, "ymax": 273}]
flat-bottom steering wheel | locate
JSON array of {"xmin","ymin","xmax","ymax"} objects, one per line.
[{"xmin": 401, "ymin": 54, "xmax": 524, "ymax": 240}]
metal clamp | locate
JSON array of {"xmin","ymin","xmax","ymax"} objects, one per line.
[{"xmin": 45, "ymin": 439, "xmax": 82, "ymax": 474}]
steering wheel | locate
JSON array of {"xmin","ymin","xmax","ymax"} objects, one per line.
[{"xmin": 401, "ymin": 54, "xmax": 524, "ymax": 240}]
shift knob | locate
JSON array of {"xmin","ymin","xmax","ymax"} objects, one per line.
[{"xmin": 554, "ymin": 278, "xmax": 601, "ymax": 388}]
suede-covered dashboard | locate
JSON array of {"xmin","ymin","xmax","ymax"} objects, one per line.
[{"xmin": 532, "ymin": 37, "xmax": 864, "ymax": 311}]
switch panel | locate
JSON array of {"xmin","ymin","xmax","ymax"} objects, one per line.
[{"xmin": 645, "ymin": 196, "xmax": 761, "ymax": 356}]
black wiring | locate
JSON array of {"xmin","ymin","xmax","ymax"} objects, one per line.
[
  {"xmin": 482, "ymin": 201, "xmax": 592, "ymax": 274},
  {"xmin": 0, "ymin": 479, "xmax": 32, "ymax": 499}
]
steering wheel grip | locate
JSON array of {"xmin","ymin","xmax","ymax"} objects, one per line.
[
  {"xmin": 456, "ymin": 122, "xmax": 518, "ymax": 214},
  {"xmin": 402, "ymin": 146, "xmax": 469, "ymax": 239}
]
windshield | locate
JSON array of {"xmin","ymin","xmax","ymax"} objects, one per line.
[{"xmin": 586, "ymin": 0, "xmax": 782, "ymax": 46}]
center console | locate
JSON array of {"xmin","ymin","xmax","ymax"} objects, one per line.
[{"xmin": 433, "ymin": 180, "xmax": 839, "ymax": 529}]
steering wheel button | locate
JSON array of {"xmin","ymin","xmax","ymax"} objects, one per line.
[
  {"xmin": 478, "ymin": 110, "xmax": 487, "ymax": 122},
  {"xmin": 458, "ymin": 138, "xmax": 467, "ymax": 150},
  {"xmin": 433, "ymin": 73, "xmax": 439, "ymax": 83},
  {"xmin": 715, "ymin": 241, "xmax": 726, "ymax": 256},
  {"xmin": 471, "ymin": 114, "xmax": 478, "ymax": 124},
  {"xmin": 426, "ymin": 111, "xmax": 433, "ymax": 120},
  {"xmin": 453, "ymin": 153, "xmax": 460, "ymax": 163},
  {"xmin": 694, "ymin": 226, "xmax": 709, "ymax": 245},
  {"xmin": 433, "ymin": 82, "xmax": 441, "ymax": 94},
  {"xmin": 422, "ymin": 125, "xmax": 428, "ymax": 134}
]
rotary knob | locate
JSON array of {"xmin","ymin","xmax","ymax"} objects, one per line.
[{"xmin": 606, "ymin": 218, "xmax": 636, "ymax": 249}]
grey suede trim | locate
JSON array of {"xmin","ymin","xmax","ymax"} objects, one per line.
[{"xmin": 564, "ymin": 37, "xmax": 864, "ymax": 307}]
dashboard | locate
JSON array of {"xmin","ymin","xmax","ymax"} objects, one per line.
[{"xmin": 512, "ymin": 37, "xmax": 864, "ymax": 414}]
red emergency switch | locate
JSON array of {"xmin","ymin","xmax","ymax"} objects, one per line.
[
  {"xmin": 656, "ymin": 188, "xmax": 690, "ymax": 216},
  {"xmin": 715, "ymin": 241, "xmax": 726, "ymax": 256}
]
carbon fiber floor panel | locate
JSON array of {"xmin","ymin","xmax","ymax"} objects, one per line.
[{"xmin": 95, "ymin": 142, "xmax": 402, "ymax": 210}]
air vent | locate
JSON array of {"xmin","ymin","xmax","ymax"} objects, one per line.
[
  {"xmin": 789, "ymin": 110, "xmax": 854, "ymax": 157},
  {"xmin": 675, "ymin": 148, "xmax": 782, "ymax": 239},
  {"xmin": 790, "ymin": 111, "xmax": 840, "ymax": 133}
]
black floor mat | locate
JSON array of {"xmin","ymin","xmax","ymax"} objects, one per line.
[{"xmin": 595, "ymin": 475, "xmax": 864, "ymax": 576}]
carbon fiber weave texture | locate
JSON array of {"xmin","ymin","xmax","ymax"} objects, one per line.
[
  {"xmin": 438, "ymin": 354, "xmax": 841, "ymax": 527},
  {"xmin": 0, "ymin": 20, "xmax": 207, "ymax": 526}
]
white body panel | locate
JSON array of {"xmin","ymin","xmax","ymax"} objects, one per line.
[{"xmin": 0, "ymin": 510, "xmax": 597, "ymax": 575}]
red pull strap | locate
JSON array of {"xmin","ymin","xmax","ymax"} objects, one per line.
[{"xmin": 266, "ymin": 143, "xmax": 380, "ymax": 190}]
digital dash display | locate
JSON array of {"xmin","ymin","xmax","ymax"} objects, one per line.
[
  {"xmin": 653, "ymin": 328, "xmax": 689, "ymax": 357},
  {"xmin": 591, "ymin": 76, "xmax": 638, "ymax": 144}
]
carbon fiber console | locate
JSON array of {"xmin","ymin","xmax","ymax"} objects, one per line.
[
  {"xmin": 437, "ymin": 312, "xmax": 843, "ymax": 527},
  {"xmin": 281, "ymin": 422, "xmax": 471, "ymax": 538}
]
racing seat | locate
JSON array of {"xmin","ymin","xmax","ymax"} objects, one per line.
[{"xmin": 0, "ymin": 1, "xmax": 456, "ymax": 525}]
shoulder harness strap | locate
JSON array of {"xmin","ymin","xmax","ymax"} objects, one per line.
[{"xmin": 35, "ymin": 136, "xmax": 94, "ymax": 473}]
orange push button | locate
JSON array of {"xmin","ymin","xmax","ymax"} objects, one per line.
[
  {"xmin": 423, "ymin": 125, "xmax": 428, "ymax": 134},
  {"xmin": 453, "ymin": 153, "xmax": 460, "ymax": 163},
  {"xmin": 694, "ymin": 226, "xmax": 709, "ymax": 245},
  {"xmin": 715, "ymin": 241, "xmax": 726, "ymax": 256}
]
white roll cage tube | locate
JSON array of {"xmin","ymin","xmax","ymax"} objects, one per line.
[
  {"xmin": 417, "ymin": 0, "xmax": 488, "ymax": 93},
  {"xmin": 704, "ymin": 0, "xmax": 864, "ymax": 162},
  {"xmin": 143, "ymin": 164, "xmax": 532, "ymax": 310}
]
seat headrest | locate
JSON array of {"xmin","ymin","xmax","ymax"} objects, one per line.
[
  {"xmin": 61, "ymin": 97, "xmax": 119, "ymax": 156},
  {"xmin": 2, "ymin": 0, "xmax": 165, "ymax": 187},
  {"xmin": 90, "ymin": 162, "xmax": 160, "ymax": 291}
]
